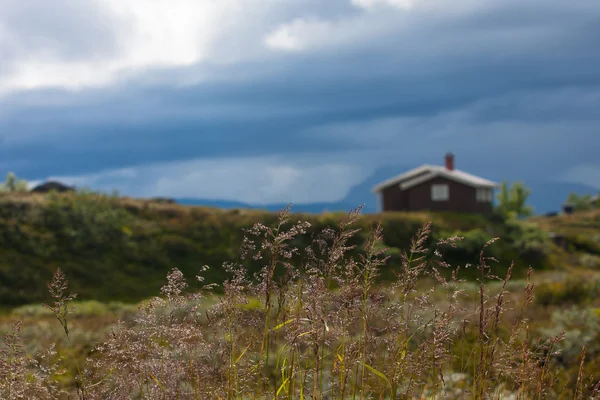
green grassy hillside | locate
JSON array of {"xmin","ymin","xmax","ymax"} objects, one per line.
[
  {"xmin": 530, "ymin": 209, "xmax": 600, "ymax": 258},
  {"xmin": 2, "ymin": 193, "xmax": 600, "ymax": 398},
  {"xmin": 0, "ymin": 191, "xmax": 558, "ymax": 306}
]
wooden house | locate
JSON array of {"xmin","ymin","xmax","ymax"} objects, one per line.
[{"xmin": 371, "ymin": 153, "xmax": 499, "ymax": 213}]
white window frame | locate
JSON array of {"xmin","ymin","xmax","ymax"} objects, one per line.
[
  {"xmin": 431, "ymin": 184, "xmax": 449, "ymax": 201},
  {"xmin": 476, "ymin": 188, "xmax": 493, "ymax": 202}
]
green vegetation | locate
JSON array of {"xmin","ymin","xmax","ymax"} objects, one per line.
[
  {"xmin": 530, "ymin": 208, "xmax": 600, "ymax": 258},
  {"xmin": 0, "ymin": 191, "xmax": 599, "ymax": 398},
  {"xmin": 565, "ymin": 192, "xmax": 597, "ymax": 212},
  {"xmin": 0, "ymin": 172, "xmax": 28, "ymax": 193},
  {"xmin": 0, "ymin": 191, "xmax": 555, "ymax": 306},
  {"xmin": 495, "ymin": 180, "xmax": 534, "ymax": 219},
  {"xmin": 0, "ymin": 205, "xmax": 599, "ymax": 398}
]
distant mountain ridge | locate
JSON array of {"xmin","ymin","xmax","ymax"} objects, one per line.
[
  {"xmin": 174, "ymin": 198, "xmax": 363, "ymax": 214},
  {"xmin": 176, "ymin": 165, "xmax": 598, "ymax": 216}
]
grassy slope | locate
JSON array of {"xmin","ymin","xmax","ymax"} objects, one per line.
[
  {"xmin": 0, "ymin": 191, "xmax": 564, "ymax": 306},
  {"xmin": 528, "ymin": 208, "xmax": 600, "ymax": 282},
  {"xmin": 2, "ymin": 197, "xmax": 600, "ymax": 396},
  {"xmin": 530, "ymin": 209, "xmax": 600, "ymax": 255}
]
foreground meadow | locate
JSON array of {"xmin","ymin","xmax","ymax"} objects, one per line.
[{"xmin": 1, "ymin": 203, "xmax": 600, "ymax": 399}]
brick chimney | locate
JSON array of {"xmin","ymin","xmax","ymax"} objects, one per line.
[{"xmin": 445, "ymin": 152, "xmax": 454, "ymax": 171}]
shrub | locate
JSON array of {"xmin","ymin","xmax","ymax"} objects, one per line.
[
  {"xmin": 539, "ymin": 307, "xmax": 600, "ymax": 366},
  {"xmin": 580, "ymin": 253, "xmax": 600, "ymax": 269},
  {"xmin": 437, "ymin": 228, "xmax": 499, "ymax": 258},
  {"xmin": 495, "ymin": 180, "xmax": 534, "ymax": 219},
  {"xmin": 564, "ymin": 193, "xmax": 594, "ymax": 212},
  {"xmin": 569, "ymin": 234, "xmax": 600, "ymax": 255},
  {"xmin": 535, "ymin": 275, "xmax": 600, "ymax": 306},
  {"xmin": 0, "ymin": 172, "xmax": 29, "ymax": 194},
  {"xmin": 504, "ymin": 218, "xmax": 552, "ymax": 262},
  {"xmin": 41, "ymin": 191, "xmax": 135, "ymax": 251}
]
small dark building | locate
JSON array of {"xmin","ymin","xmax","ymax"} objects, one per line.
[
  {"xmin": 371, "ymin": 153, "xmax": 500, "ymax": 214},
  {"xmin": 562, "ymin": 204, "xmax": 574, "ymax": 215},
  {"xmin": 31, "ymin": 181, "xmax": 75, "ymax": 193}
]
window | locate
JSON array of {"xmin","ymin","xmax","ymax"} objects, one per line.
[
  {"xmin": 476, "ymin": 188, "xmax": 493, "ymax": 202},
  {"xmin": 431, "ymin": 184, "xmax": 449, "ymax": 201}
]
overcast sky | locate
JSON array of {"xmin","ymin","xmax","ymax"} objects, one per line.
[{"xmin": 0, "ymin": 0, "xmax": 598, "ymax": 204}]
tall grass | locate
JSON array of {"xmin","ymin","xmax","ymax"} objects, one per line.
[{"xmin": 1, "ymin": 205, "xmax": 599, "ymax": 399}]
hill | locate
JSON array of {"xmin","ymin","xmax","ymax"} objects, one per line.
[
  {"xmin": 0, "ymin": 191, "xmax": 570, "ymax": 307},
  {"xmin": 530, "ymin": 208, "xmax": 600, "ymax": 267},
  {"xmin": 176, "ymin": 165, "xmax": 598, "ymax": 215}
]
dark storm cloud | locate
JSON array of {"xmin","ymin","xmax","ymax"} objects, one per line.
[{"xmin": 0, "ymin": 0, "xmax": 599, "ymax": 195}]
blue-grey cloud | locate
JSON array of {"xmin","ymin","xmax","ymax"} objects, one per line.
[
  {"xmin": 0, "ymin": 0, "xmax": 599, "ymax": 204},
  {"xmin": 0, "ymin": 0, "xmax": 119, "ymax": 70}
]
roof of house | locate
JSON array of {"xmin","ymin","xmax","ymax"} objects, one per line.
[
  {"xmin": 31, "ymin": 181, "xmax": 75, "ymax": 192},
  {"xmin": 371, "ymin": 164, "xmax": 500, "ymax": 193}
]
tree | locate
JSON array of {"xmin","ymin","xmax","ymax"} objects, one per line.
[
  {"xmin": 0, "ymin": 172, "xmax": 29, "ymax": 193},
  {"xmin": 495, "ymin": 180, "xmax": 534, "ymax": 219},
  {"xmin": 565, "ymin": 193, "xmax": 593, "ymax": 212}
]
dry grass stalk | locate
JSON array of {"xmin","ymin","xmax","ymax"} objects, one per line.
[{"xmin": 2, "ymin": 205, "xmax": 599, "ymax": 399}]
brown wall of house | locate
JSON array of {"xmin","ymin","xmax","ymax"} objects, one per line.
[
  {"xmin": 380, "ymin": 176, "xmax": 493, "ymax": 213},
  {"xmin": 381, "ymin": 185, "xmax": 407, "ymax": 211},
  {"xmin": 406, "ymin": 177, "xmax": 492, "ymax": 213},
  {"xmin": 380, "ymin": 170, "xmax": 433, "ymax": 212}
]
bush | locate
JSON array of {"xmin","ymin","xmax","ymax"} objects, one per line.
[
  {"xmin": 539, "ymin": 307, "xmax": 600, "ymax": 366},
  {"xmin": 504, "ymin": 218, "xmax": 552, "ymax": 262},
  {"xmin": 535, "ymin": 275, "xmax": 600, "ymax": 306},
  {"xmin": 580, "ymin": 253, "xmax": 600, "ymax": 269},
  {"xmin": 569, "ymin": 234, "xmax": 600, "ymax": 255},
  {"xmin": 442, "ymin": 228, "xmax": 498, "ymax": 256},
  {"xmin": 0, "ymin": 172, "xmax": 28, "ymax": 193},
  {"xmin": 40, "ymin": 191, "xmax": 136, "ymax": 253}
]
